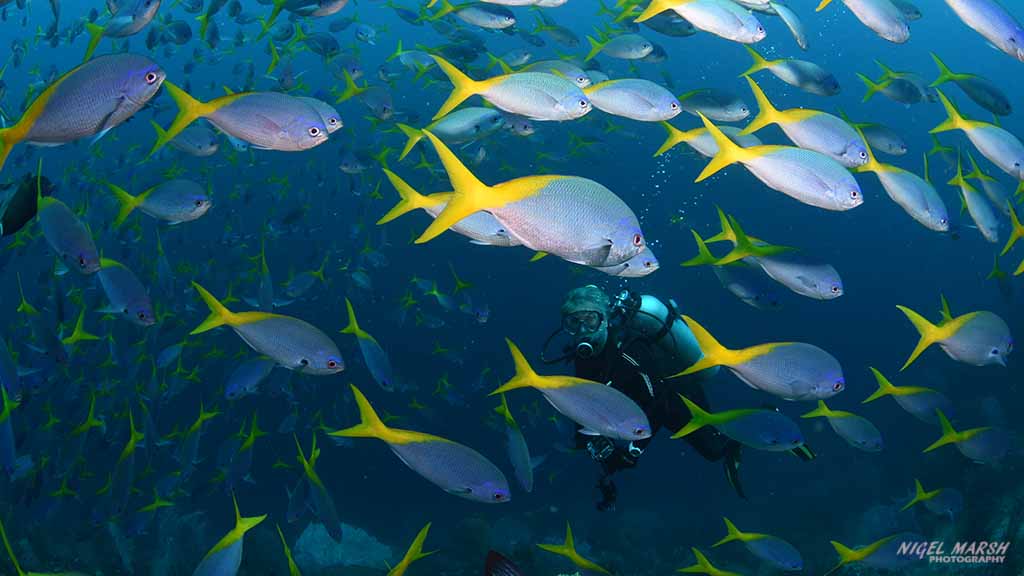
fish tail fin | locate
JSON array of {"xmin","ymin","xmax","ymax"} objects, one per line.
[
  {"xmin": 0, "ymin": 126, "xmax": 12, "ymax": 174},
  {"xmin": 490, "ymin": 339, "xmax": 539, "ymax": 395},
  {"xmin": 676, "ymin": 315, "xmax": 728, "ymax": 375},
  {"xmin": 727, "ymin": 215, "xmax": 793, "ymax": 260},
  {"xmin": 931, "ymin": 90, "xmax": 968, "ymax": 134},
  {"xmin": 670, "ymin": 394, "xmax": 710, "ymax": 439},
  {"xmin": 231, "ymin": 493, "xmax": 267, "ymax": 536},
  {"xmin": 815, "ymin": 0, "xmax": 835, "ymax": 10},
  {"xmin": 705, "ymin": 206, "xmax": 734, "ymax": 244},
  {"xmin": 654, "ymin": 121, "xmax": 690, "ymax": 157},
  {"xmin": 863, "ymin": 367, "xmax": 897, "ymax": 403},
  {"xmin": 430, "ymin": 55, "xmax": 481, "ymax": 120},
  {"xmin": 800, "ymin": 400, "xmax": 834, "ymax": 419},
  {"xmin": 105, "ymin": 182, "xmax": 141, "ymax": 228},
  {"xmin": 741, "ymin": 76, "xmax": 780, "ymax": 134},
  {"xmin": 633, "ymin": 0, "xmax": 671, "ymax": 23},
  {"xmin": 829, "ymin": 541, "xmax": 857, "ymax": 566},
  {"xmin": 1000, "ymin": 204, "xmax": 1023, "ymax": 256},
  {"xmin": 947, "ymin": 149, "xmax": 973, "ymax": 191},
  {"xmin": 895, "ymin": 304, "xmax": 940, "ymax": 370},
  {"xmin": 900, "ymin": 479, "xmax": 928, "ymax": 511},
  {"xmin": 149, "ymin": 81, "xmax": 212, "ymax": 157},
  {"xmin": 340, "ymin": 298, "xmax": 370, "ymax": 341},
  {"xmin": 679, "ymin": 548, "xmax": 715, "ymax": 574},
  {"xmin": 266, "ymin": 38, "xmax": 280, "ymax": 75},
  {"xmin": 397, "ymin": 123, "xmax": 424, "ymax": 161},
  {"xmin": 258, "ymin": 0, "xmax": 288, "ymax": 40},
  {"xmin": 330, "ymin": 384, "xmax": 390, "ymax": 439},
  {"xmin": 486, "ymin": 52, "xmax": 512, "ymax": 75},
  {"xmin": 189, "ymin": 282, "xmax": 238, "ymax": 335},
  {"xmin": 83, "ymin": 22, "xmax": 104, "ymax": 63},
  {"xmin": 923, "ymin": 409, "xmax": 958, "ymax": 452},
  {"xmin": 0, "ymin": 515, "xmax": 25, "ymax": 576},
  {"xmin": 857, "ymin": 73, "xmax": 885, "ymax": 103},
  {"xmin": 584, "ymin": 35, "xmax": 605, "ymax": 62},
  {"xmin": 851, "ymin": 125, "xmax": 883, "ymax": 174},
  {"xmin": 494, "ymin": 394, "xmax": 517, "ymax": 426},
  {"xmin": 680, "ymin": 229, "xmax": 718, "ymax": 267},
  {"xmin": 712, "ymin": 517, "xmax": 743, "ymax": 547},
  {"xmin": 695, "ymin": 113, "xmax": 748, "ymax": 183},
  {"xmin": 929, "ymin": 52, "xmax": 965, "ymax": 87},
  {"xmin": 378, "ymin": 168, "xmax": 441, "ymax": 224},
  {"xmin": 740, "ymin": 46, "xmax": 772, "ymax": 77},
  {"xmin": 387, "ymin": 39, "xmax": 404, "ymax": 62},
  {"xmin": 403, "ymin": 523, "xmax": 436, "ymax": 564},
  {"xmin": 416, "ymin": 130, "xmax": 492, "ymax": 243},
  {"xmin": 336, "ymin": 69, "xmax": 368, "ymax": 103}
]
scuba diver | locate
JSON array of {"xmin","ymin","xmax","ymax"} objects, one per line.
[{"xmin": 543, "ymin": 285, "xmax": 812, "ymax": 511}]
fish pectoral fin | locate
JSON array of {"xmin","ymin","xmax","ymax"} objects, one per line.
[
  {"xmin": 578, "ymin": 428, "xmax": 601, "ymax": 436},
  {"xmin": 578, "ymin": 241, "xmax": 613, "ymax": 265}
]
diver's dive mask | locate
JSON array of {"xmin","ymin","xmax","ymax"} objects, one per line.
[{"xmin": 562, "ymin": 310, "xmax": 604, "ymax": 336}]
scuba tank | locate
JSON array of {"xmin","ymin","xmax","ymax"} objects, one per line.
[{"xmin": 611, "ymin": 290, "xmax": 717, "ymax": 381}]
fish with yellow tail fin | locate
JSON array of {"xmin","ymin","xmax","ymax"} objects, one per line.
[
  {"xmin": 672, "ymin": 394, "xmax": 804, "ymax": 452},
  {"xmin": 900, "ymin": 479, "xmax": 964, "ymax": 518},
  {"xmin": 863, "ymin": 368, "xmax": 953, "ymax": 425},
  {"xmin": 341, "ymin": 298, "xmax": 394, "ymax": 391},
  {"xmin": 824, "ymin": 533, "xmax": 924, "ymax": 575},
  {"xmin": 192, "ymin": 495, "xmax": 266, "ymax": 576},
  {"xmin": 712, "ymin": 517, "xmax": 803, "ymax": 572},
  {"xmin": 397, "ymin": 107, "xmax": 504, "ymax": 160},
  {"xmin": 947, "ymin": 151, "xmax": 1000, "ymax": 243},
  {"xmin": 815, "ymin": 0, "xmax": 909, "ymax": 43},
  {"xmin": 82, "ymin": 1, "xmax": 163, "ymax": 62},
  {"xmin": 417, "ymin": 131, "xmax": 647, "ymax": 268},
  {"xmin": 654, "ymin": 121, "xmax": 762, "ymax": 158},
  {"xmin": 924, "ymin": 409, "xmax": 1009, "ymax": 464},
  {"xmin": 672, "ymin": 316, "xmax": 845, "ymax": 401},
  {"xmin": 0, "ymin": 385, "xmax": 19, "ymax": 477},
  {"xmin": 537, "ymin": 522, "xmax": 612, "ymax": 575},
  {"xmin": 378, "ymin": 169, "xmax": 520, "ymax": 247},
  {"xmin": 0, "ymin": 514, "xmax": 88, "ymax": 575},
  {"xmin": 633, "ymin": 1, "xmax": 765, "ymax": 44},
  {"xmin": 931, "ymin": 89, "xmax": 1024, "ymax": 180},
  {"xmin": 677, "ymin": 547, "xmax": 738, "ymax": 576},
  {"xmin": 275, "ymin": 525, "xmax": 302, "ymax": 576},
  {"xmin": 491, "ymin": 339, "xmax": 650, "ymax": 441},
  {"xmin": 428, "ymin": 55, "xmax": 591, "ymax": 121},
  {"xmin": 900, "ymin": 479, "xmax": 943, "ymax": 512},
  {"xmin": 495, "ymin": 394, "xmax": 535, "ymax": 492},
  {"xmin": 740, "ymin": 46, "xmax": 840, "ymax": 96},
  {"xmin": 189, "ymin": 282, "xmax": 344, "ymax": 375},
  {"xmin": 329, "ymin": 384, "xmax": 511, "ymax": 503},
  {"xmin": 895, "ymin": 295, "xmax": 1011, "ymax": 370},
  {"xmin": 801, "ymin": 400, "xmax": 883, "ymax": 452},
  {"xmin": 0, "ymin": 54, "xmax": 164, "ymax": 173},
  {"xmin": 929, "ymin": 53, "xmax": 1011, "ymax": 116},
  {"xmin": 1001, "ymin": 203, "xmax": 1024, "ymax": 257},
  {"xmin": 694, "ymin": 113, "xmax": 863, "ymax": 212},
  {"xmin": 37, "ymin": 188, "xmax": 99, "ymax": 275},
  {"xmin": 103, "ymin": 179, "xmax": 211, "ymax": 227},
  {"xmin": 294, "ymin": 433, "xmax": 343, "ymax": 542},
  {"xmin": 386, "ymin": 523, "xmax": 436, "ymax": 576}
]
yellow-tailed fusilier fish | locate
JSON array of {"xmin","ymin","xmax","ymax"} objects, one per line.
[
  {"xmin": 864, "ymin": 368, "xmax": 954, "ymax": 425},
  {"xmin": 943, "ymin": 0, "xmax": 1024, "ymax": 63},
  {"xmin": 379, "ymin": 169, "xmax": 521, "ymax": 247},
  {"xmin": 854, "ymin": 133, "xmax": 949, "ymax": 232},
  {"xmin": 593, "ymin": 245, "xmax": 660, "ymax": 278},
  {"xmin": 859, "ymin": 61, "xmax": 935, "ymax": 105},
  {"xmin": 677, "ymin": 88, "xmax": 750, "ymax": 122},
  {"xmin": 189, "ymin": 282, "xmax": 345, "ymax": 375},
  {"xmin": 429, "ymin": 55, "xmax": 592, "ymax": 121},
  {"xmin": 677, "ymin": 548, "xmax": 737, "ymax": 576},
  {"xmin": 520, "ymin": 60, "xmax": 592, "ymax": 88},
  {"xmin": 896, "ymin": 295, "xmax": 1012, "ymax": 370},
  {"xmin": 36, "ymin": 190, "xmax": 100, "ymax": 275},
  {"xmin": 396, "ymin": 107, "xmax": 505, "ymax": 160},
  {"xmin": 672, "ymin": 394, "xmax": 805, "ymax": 452},
  {"xmin": 191, "ymin": 496, "xmax": 266, "ymax": 576},
  {"xmin": 673, "ymin": 315, "xmax": 846, "ymax": 401},
  {"xmin": 329, "ymin": 384, "xmax": 511, "ymax": 503},
  {"xmin": 537, "ymin": 522, "xmax": 612, "ymax": 576},
  {"xmin": 495, "ymin": 394, "xmax": 535, "ymax": 493},
  {"xmin": 584, "ymin": 33, "xmax": 654, "ymax": 62},
  {"xmin": 925, "ymin": 410, "xmax": 1010, "ymax": 464},
  {"xmin": 386, "ymin": 523, "xmax": 436, "ymax": 576},
  {"xmin": 340, "ymin": 298, "xmax": 394, "ymax": 392},
  {"xmin": 827, "ymin": 534, "xmax": 921, "ymax": 574},
  {"xmin": 770, "ymin": 1, "xmax": 808, "ymax": 50},
  {"xmin": 741, "ymin": 46, "xmax": 840, "ymax": 96},
  {"xmin": 275, "ymin": 525, "xmax": 301, "ymax": 576},
  {"xmin": 964, "ymin": 150, "xmax": 1013, "ymax": 217},
  {"xmin": 741, "ymin": 77, "xmax": 867, "ymax": 168},
  {"xmin": 816, "ymin": 0, "xmax": 910, "ymax": 43},
  {"xmin": 0, "ymin": 54, "xmax": 165, "ymax": 172},
  {"xmin": 948, "ymin": 152, "xmax": 1000, "ymax": 243},
  {"xmin": 654, "ymin": 122, "xmax": 762, "ymax": 158},
  {"xmin": 294, "ymin": 434, "xmax": 343, "ymax": 542},
  {"xmin": 929, "ymin": 53, "xmax": 1011, "ymax": 116},
  {"xmin": 149, "ymin": 83, "xmax": 329, "ymax": 156},
  {"xmin": 801, "ymin": 400, "xmax": 884, "ymax": 452},
  {"xmin": 416, "ymin": 131, "xmax": 648, "ymax": 268},
  {"xmin": 82, "ymin": 0, "xmax": 163, "ymax": 62},
  {"xmin": 1, "ymin": 514, "xmax": 88, "ymax": 575},
  {"xmin": 682, "ymin": 215, "xmax": 794, "ymax": 267},
  {"xmin": 492, "ymin": 340, "xmax": 651, "ymax": 441},
  {"xmin": 1002, "ymin": 205, "xmax": 1024, "ymax": 276},
  {"xmin": 931, "ymin": 90, "xmax": 1024, "ymax": 180},
  {"xmin": 712, "ymin": 517, "xmax": 804, "ymax": 572},
  {"xmin": 97, "ymin": 258, "xmax": 155, "ymax": 327},
  {"xmin": 104, "ymin": 179, "xmax": 212, "ymax": 227},
  {"xmin": 634, "ymin": 0, "xmax": 766, "ymax": 44},
  {"xmin": 583, "ymin": 79, "xmax": 681, "ymax": 122},
  {"xmin": 694, "ymin": 113, "xmax": 863, "ymax": 212}
]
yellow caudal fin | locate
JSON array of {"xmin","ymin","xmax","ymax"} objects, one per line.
[
  {"xmin": 231, "ymin": 494, "xmax": 267, "ymax": 539},
  {"xmin": 923, "ymin": 409, "xmax": 961, "ymax": 452},
  {"xmin": 680, "ymin": 229, "xmax": 718, "ymax": 267},
  {"xmin": 856, "ymin": 73, "xmax": 887, "ymax": 103},
  {"xmin": 537, "ymin": 522, "xmax": 612, "ymax": 575},
  {"xmin": 0, "ymin": 124, "xmax": 17, "ymax": 174},
  {"xmin": 62, "ymin": 307, "xmax": 99, "ymax": 346},
  {"xmin": 670, "ymin": 394, "xmax": 711, "ymax": 439},
  {"xmin": 800, "ymin": 400, "xmax": 836, "ymax": 419},
  {"xmin": 490, "ymin": 339, "xmax": 540, "ymax": 395},
  {"xmin": 389, "ymin": 523, "xmax": 436, "ymax": 576},
  {"xmin": 679, "ymin": 548, "xmax": 739, "ymax": 576},
  {"xmin": 741, "ymin": 46, "xmax": 775, "ymax": 77},
  {"xmin": 430, "ymin": 55, "xmax": 484, "ymax": 120},
  {"xmin": 584, "ymin": 35, "xmax": 606, "ymax": 62},
  {"xmin": 340, "ymin": 298, "xmax": 378, "ymax": 345},
  {"xmin": 0, "ymin": 515, "xmax": 25, "ymax": 576},
  {"xmin": 695, "ymin": 113, "xmax": 753, "ymax": 183},
  {"xmin": 149, "ymin": 82, "xmax": 244, "ymax": 157},
  {"xmin": 816, "ymin": 0, "xmax": 835, "ymax": 10},
  {"xmin": 330, "ymin": 384, "xmax": 391, "ymax": 439},
  {"xmin": 964, "ymin": 149, "xmax": 995, "ymax": 182},
  {"xmin": 336, "ymin": 69, "xmax": 368, "ymax": 103},
  {"xmin": 653, "ymin": 121, "xmax": 696, "ymax": 157},
  {"xmin": 894, "ymin": 304, "xmax": 941, "ymax": 370},
  {"xmin": 83, "ymin": 22, "xmax": 105, "ymax": 63},
  {"xmin": 852, "ymin": 125, "xmax": 884, "ymax": 174},
  {"xmin": 901, "ymin": 479, "xmax": 940, "ymax": 511},
  {"xmin": 675, "ymin": 315, "xmax": 730, "ymax": 375},
  {"xmin": 947, "ymin": 150, "xmax": 977, "ymax": 193},
  {"xmin": 276, "ymin": 525, "xmax": 302, "ymax": 576},
  {"xmin": 706, "ymin": 206, "xmax": 736, "ymax": 244},
  {"xmin": 416, "ymin": 130, "xmax": 493, "ymax": 243},
  {"xmin": 863, "ymin": 367, "xmax": 897, "ymax": 403},
  {"xmin": 828, "ymin": 540, "xmax": 859, "ymax": 569},
  {"xmin": 378, "ymin": 168, "xmax": 446, "ymax": 224},
  {"xmin": 1000, "ymin": 203, "xmax": 1023, "ymax": 256},
  {"xmin": 633, "ymin": 0, "xmax": 673, "ymax": 23},
  {"xmin": 494, "ymin": 393, "xmax": 518, "ymax": 427},
  {"xmin": 712, "ymin": 517, "xmax": 759, "ymax": 547},
  {"xmin": 740, "ymin": 76, "xmax": 782, "ymax": 135},
  {"xmin": 190, "ymin": 282, "xmax": 240, "ymax": 335},
  {"xmin": 105, "ymin": 182, "xmax": 142, "ymax": 227},
  {"xmin": 929, "ymin": 53, "xmax": 970, "ymax": 88},
  {"xmin": 397, "ymin": 123, "xmax": 425, "ymax": 160},
  {"xmin": 931, "ymin": 90, "xmax": 973, "ymax": 134},
  {"xmin": 718, "ymin": 215, "xmax": 793, "ymax": 263}
]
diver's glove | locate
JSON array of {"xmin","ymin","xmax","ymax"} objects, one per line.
[
  {"xmin": 723, "ymin": 440, "xmax": 747, "ymax": 500},
  {"xmin": 586, "ymin": 436, "xmax": 615, "ymax": 462}
]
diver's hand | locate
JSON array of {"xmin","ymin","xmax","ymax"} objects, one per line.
[{"xmin": 586, "ymin": 436, "xmax": 615, "ymax": 462}]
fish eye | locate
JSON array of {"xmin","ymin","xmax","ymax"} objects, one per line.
[
  {"xmin": 832, "ymin": 380, "xmax": 844, "ymax": 392},
  {"xmin": 194, "ymin": 199, "xmax": 204, "ymax": 207},
  {"xmin": 299, "ymin": 358, "xmax": 310, "ymax": 367},
  {"xmin": 327, "ymin": 359, "xmax": 339, "ymax": 369},
  {"xmin": 850, "ymin": 190, "xmax": 859, "ymax": 199},
  {"xmin": 940, "ymin": 217, "xmax": 948, "ymax": 225},
  {"xmin": 137, "ymin": 311, "xmax": 147, "ymax": 320},
  {"xmin": 632, "ymin": 233, "xmax": 643, "ymax": 246},
  {"xmin": 830, "ymin": 285, "xmax": 840, "ymax": 293},
  {"xmin": 756, "ymin": 25, "xmax": 765, "ymax": 34},
  {"xmin": 579, "ymin": 99, "xmax": 588, "ymax": 108},
  {"xmin": 493, "ymin": 492, "xmax": 506, "ymax": 501},
  {"xmin": 329, "ymin": 118, "xmax": 338, "ymax": 126},
  {"xmin": 633, "ymin": 426, "xmax": 646, "ymax": 436},
  {"xmin": 859, "ymin": 151, "xmax": 868, "ymax": 159},
  {"xmin": 145, "ymin": 72, "xmax": 159, "ymax": 84},
  {"xmin": 78, "ymin": 255, "xmax": 86, "ymax": 267},
  {"xmin": 577, "ymin": 76, "xmax": 586, "ymax": 84},
  {"xmin": 991, "ymin": 348, "xmax": 1000, "ymax": 356},
  {"xmin": 670, "ymin": 102, "xmax": 678, "ymax": 109},
  {"xmin": 308, "ymin": 127, "xmax": 321, "ymax": 137}
]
